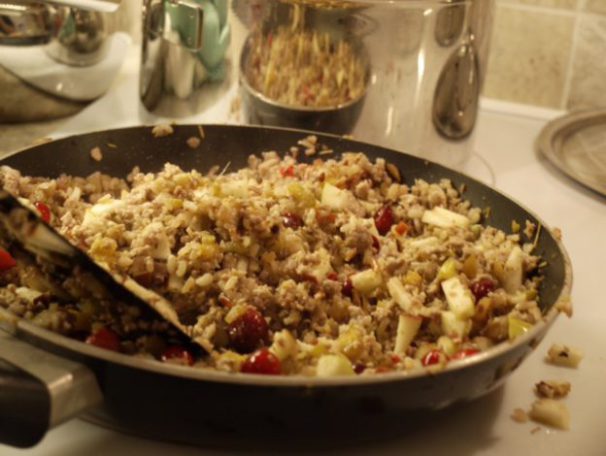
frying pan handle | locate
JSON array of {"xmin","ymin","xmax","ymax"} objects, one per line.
[{"xmin": 0, "ymin": 328, "xmax": 103, "ymax": 448}]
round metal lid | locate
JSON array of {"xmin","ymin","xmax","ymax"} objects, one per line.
[{"xmin": 536, "ymin": 109, "xmax": 606, "ymax": 197}]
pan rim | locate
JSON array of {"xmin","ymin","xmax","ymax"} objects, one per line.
[{"xmin": 2, "ymin": 123, "xmax": 573, "ymax": 388}]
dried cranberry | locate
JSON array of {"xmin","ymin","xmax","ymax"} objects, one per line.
[
  {"xmin": 86, "ymin": 327, "xmax": 120, "ymax": 352},
  {"xmin": 34, "ymin": 201, "xmax": 51, "ymax": 223},
  {"xmin": 228, "ymin": 307, "xmax": 269, "ymax": 353},
  {"xmin": 282, "ymin": 212, "xmax": 303, "ymax": 229},
  {"xmin": 327, "ymin": 272, "xmax": 338, "ymax": 281},
  {"xmin": 161, "ymin": 346, "xmax": 194, "ymax": 366},
  {"xmin": 470, "ymin": 278, "xmax": 496, "ymax": 301},
  {"xmin": 342, "ymin": 277, "xmax": 353, "ymax": 298},
  {"xmin": 422, "ymin": 350, "xmax": 444, "ymax": 366},
  {"xmin": 374, "ymin": 205, "xmax": 394, "ymax": 235},
  {"xmin": 280, "ymin": 165, "xmax": 295, "ymax": 177},
  {"xmin": 451, "ymin": 348, "xmax": 480, "ymax": 360},
  {"xmin": 241, "ymin": 348, "xmax": 281, "ymax": 375},
  {"xmin": 0, "ymin": 249, "xmax": 16, "ymax": 271}
]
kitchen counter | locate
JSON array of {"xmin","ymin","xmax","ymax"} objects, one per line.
[{"xmin": 1, "ymin": 57, "xmax": 605, "ymax": 456}]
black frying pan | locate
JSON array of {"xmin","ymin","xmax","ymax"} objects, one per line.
[{"xmin": 0, "ymin": 125, "xmax": 571, "ymax": 449}]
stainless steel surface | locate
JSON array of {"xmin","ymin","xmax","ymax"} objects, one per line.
[
  {"xmin": 44, "ymin": 6, "xmax": 109, "ymax": 66},
  {"xmin": 0, "ymin": 0, "xmax": 125, "ymax": 121},
  {"xmin": 536, "ymin": 109, "xmax": 606, "ymax": 197},
  {"xmin": 433, "ymin": 41, "xmax": 478, "ymax": 139},
  {"xmin": 141, "ymin": 0, "xmax": 230, "ymax": 115},
  {"xmin": 232, "ymin": 0, "xmax": 494, "ymax": 168},
  {"xmin": 0, "ymin": 2, "xmax": 54, "ymax": 45}
]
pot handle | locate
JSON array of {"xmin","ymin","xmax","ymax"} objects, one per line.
[{"xmin": 0, "ymin": 328, "xmax": 103, "ymax": 448}]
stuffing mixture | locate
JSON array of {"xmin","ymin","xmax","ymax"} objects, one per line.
[{"xmin": 0, "ymin": 151, "xmax": 545, "ymax": 376}]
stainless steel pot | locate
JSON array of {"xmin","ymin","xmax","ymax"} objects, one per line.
[
  {"xmin": 231, "ymin": 0, "xmax": 494, "ymax": 168},
  {"xmin": 0, "ymin": 124, "xmax": 571, "ymax": 449}
]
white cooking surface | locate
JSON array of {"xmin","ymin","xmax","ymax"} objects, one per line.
[{"xmin": 1, "ymin": 52, "xmax": 605, "ymax": 456}]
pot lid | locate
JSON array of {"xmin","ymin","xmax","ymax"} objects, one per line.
[{"xmin": 536, "ymin": 109, "xmax": 606, "ymax": 197}]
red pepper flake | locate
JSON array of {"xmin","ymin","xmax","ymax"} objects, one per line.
[
  {"xmin": 86, "ymin": 327, "xmax": 121, "ymax": 352},
  {"xmin": 161, "ymin": 346, "xmax": 195, "ymax": 366},
  {"xmin": 327, "ymin": 272, "xmax": 338, "ymax": 281},
  {"xmin": 34, "ymin": 201, "xmax": 51, "ymax": 223},
  {"xmin": 316, "ymin": 211, "xmax": 336, "ymax": 226},
  {"xmin": 391, "ymin": 354, "xmax": 402, "ymax": 364},
  {"xmin": 280, "ymin": 165, "xmax": 295, "ymax": 177},
  {"xmin": 219, "ymin": 296, "xmax": 233, "ymax": 308},
  {"xmin": 0, "ymin": 249, "xmax": 17, "ymax": 271},
  {"xmin": 395, "ymin": 222, "xmax": 409, "ymax": 236}
]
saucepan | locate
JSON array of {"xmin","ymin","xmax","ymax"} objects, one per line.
[{"xmin": 0, "ymin": 125, "xmax": 571, "ymax": 449}]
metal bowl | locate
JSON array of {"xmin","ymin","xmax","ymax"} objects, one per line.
[{"xmin": 239, "ymin": 35, "xmax": 370, "ymax": 135}]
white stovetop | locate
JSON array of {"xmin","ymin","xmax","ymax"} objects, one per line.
[{"xmin": 2, "ymin": 54, "xmax": 606, "ymax": 456}]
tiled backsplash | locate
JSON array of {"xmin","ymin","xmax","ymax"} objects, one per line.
[{"xmin": 484, "ymin": 0, "xmax": 606, "ymax": 110}]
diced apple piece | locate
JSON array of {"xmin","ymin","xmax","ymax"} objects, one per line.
[
  {"xmin": 441, "ymin": 277, "xmax": 475, "ymax": 319},
  {"xmin": 408, "ymin": 236, "xmax": 439, "ymax": 250},
  {"xmin": 437, "ymin": 336, "xmax": 457, "ymax": 357},
  {"xmin": 351, "ymin": 269, "xmax": 382, "ymax": 295},
  {"xmin": 270, "ymin": 330, "xmax": 298, "ymax": 361},
  {"xmin": 529, "ymin": 399, "xmax": 570, "ymax": 430},
  {"xmin": 221, "ymin": 180, "xmax": 249, "ymax": 198},
  {"xmin": 316, "ymin": 354, "xmax": 355, "ymax": 377},
  {"xmin": 508, "ymin": 315, "xmax": 533, "ymax": 340},
  {"xmin": 321, "ymin": 183, "xmax": 349, "ymax": 210},
  {"xmin": 394, "ymin": 314, "xmax": 423, "ymax": 355},
  {"xmin": 421, "ymin": 207, "xmax": 470, "ymax": 228},
  {"xmin": 441, "ymin": 310, "xmax": 471, "ymax": 339},
  {"xmin": 387, "ymin": 277, "xmax": 414, "ymax": 312},
  {"xmin": 437, "ymin": 258, "xmax": 458, "ymax": 281},
  {"xmin": 546, "ymin": 344, "xmax": 584, "ymax": 368},
  {"xmin": 503, "ymin": 246, "xmax": 524, "ymax": 293}
]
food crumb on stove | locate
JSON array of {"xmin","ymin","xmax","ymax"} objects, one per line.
[
  {"xmin": 535, "ymin": 380, "xmax": 571, "ymax": 399},
  {"xmin": 546, "ymin": 343, "xmax": 583, "ymax": 368},
  {"xmin": 530, "ymin": 426, "xmax": 542, "ymax": 434},
  {"xmin": 511, "ymin": 408, "xmax": 529, "ymax": 423},
  {"xmin": 106, "ymin": 142, "xmax": 118, "ymax": 149},
  {"xmin": 186, "ymin": 137, "xmax": 201, "ymax": 149},
  {"xmin": 197, "ymin": 125, "xmax": 205, "ymax": 139},
  {"xmin": 151, "ymin": 124, "xmax": 174, "ymax": 138},
  {"xmin": 555, "ymin": 296, "xmax": 573, "ymax": 317},
  {"xmin": 90, "ymin": 147, "xmax": 103, "ymax": 162},
  {"xmin": 318, "ymin": 148, "xmax": 334, "ymax": 156},
  {"xmin": 529, "ymin": 398, "xmax": 570, "ymax": 430},
  {"xmin": 552, "ymin": 227, "xmax": 563, "ymax": 241}
]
